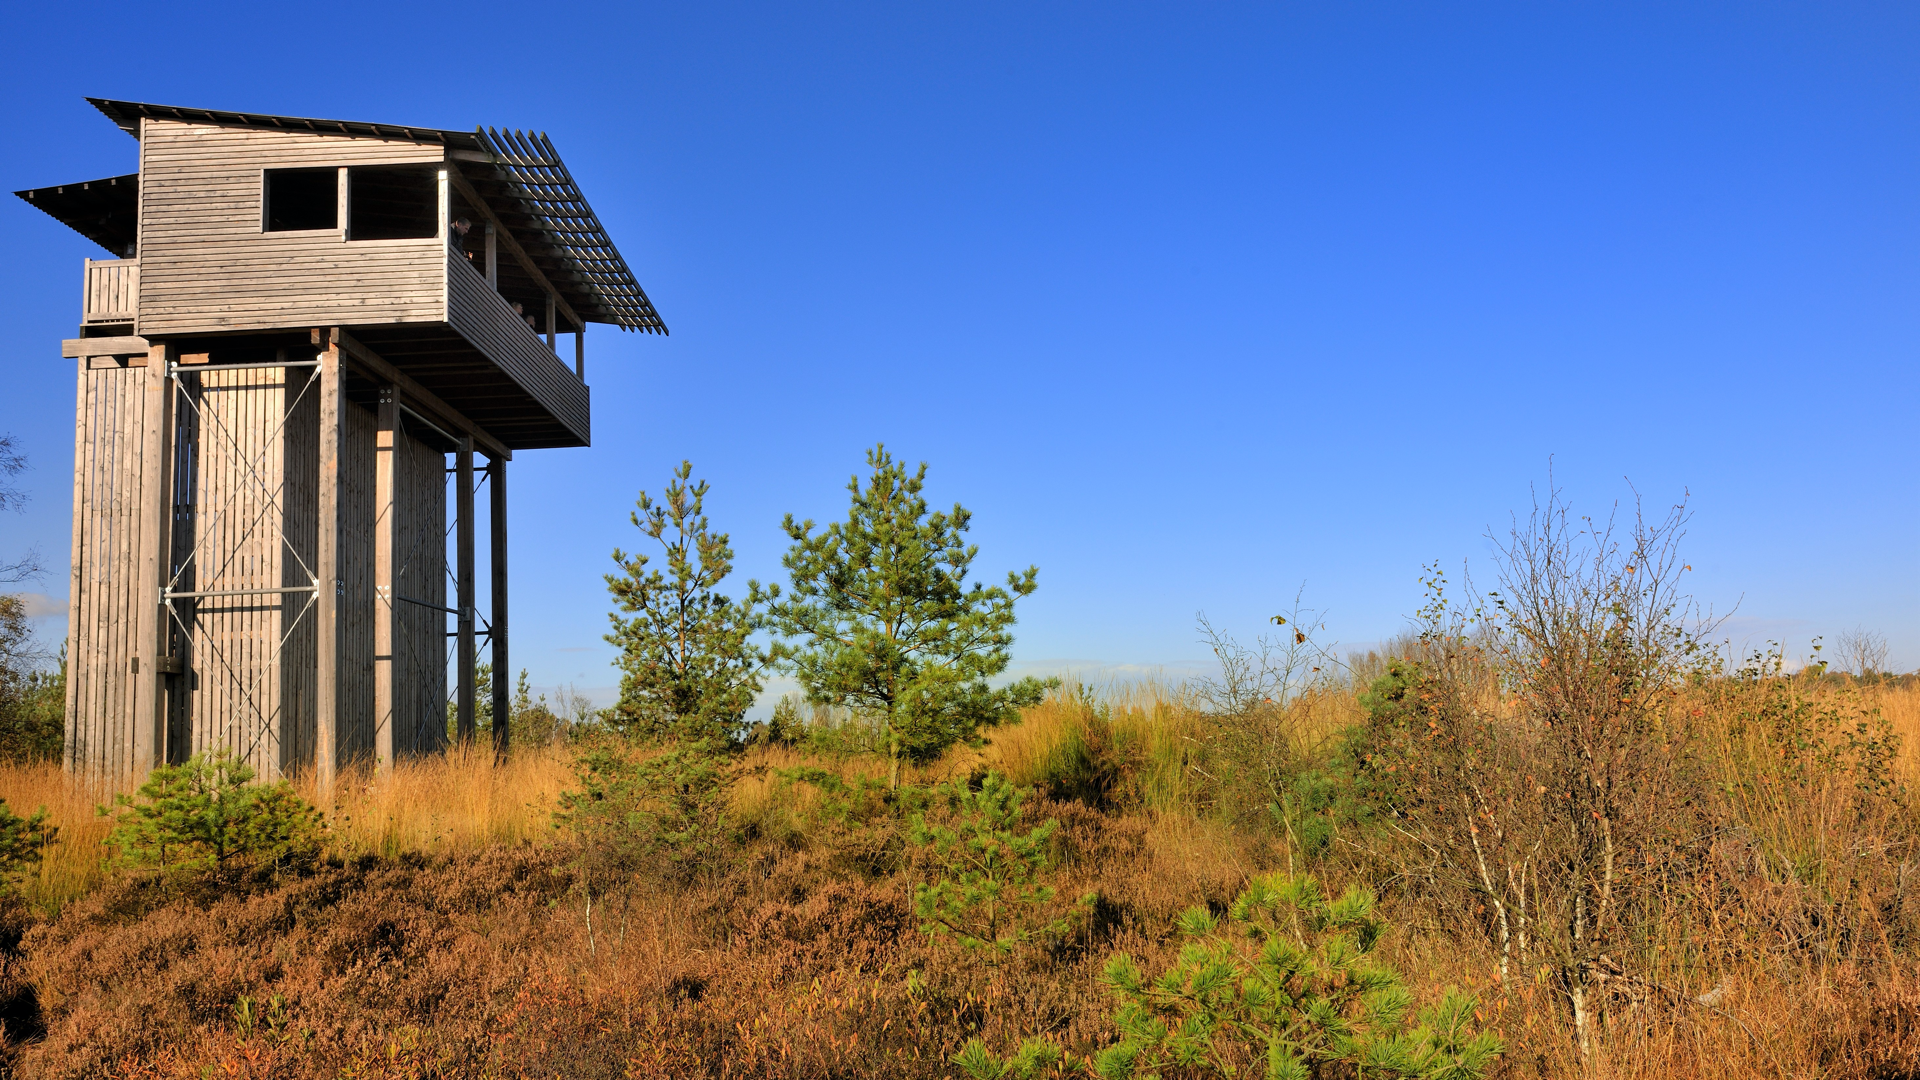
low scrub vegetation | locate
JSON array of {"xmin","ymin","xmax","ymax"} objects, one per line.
[
  {"xmin": 0, "ymin": 452, "xmax": 1913, "ymax": 1078},
  {"xmin": 0, "ymin": 674, "xmax": 1910, "ymax": 1077}
]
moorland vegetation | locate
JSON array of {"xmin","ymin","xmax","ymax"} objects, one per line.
[{"xmin": 0, "ymin": 441, "xmax": 1914, "ymax": 1079}]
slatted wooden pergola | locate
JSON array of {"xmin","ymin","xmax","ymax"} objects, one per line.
[{"xmin": 17, "ymin": 99, "xmax": 664, "ymax": 790}]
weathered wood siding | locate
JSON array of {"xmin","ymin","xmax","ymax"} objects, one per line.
[
  {"xmin": 157, "ymin": 366, "xmax": 314, "ymax": 778},
  {"xmin": 335, "ymin": 401, "xmax": 379, "ymax": 765},
  {"xmin": 135, "ymin": 120, "xmax": 446, "ymax": 338},
  {"xmin": 393, "ymin": 423, "xmax": 449, "ymax": 757},
  {"xmin": 64, "ymin": 361, "xmax": 155, "ymax": 781},
  {"xmin": 68, "ymin": 360, "xmax": 450, "ymax": 779},
  {"xmin": 83, "ymin": 259, "xmax": 138, "ymax": 324},
  {"xmin": 446, "ymin": 252, "xmax": 591, "ymax": 444}
]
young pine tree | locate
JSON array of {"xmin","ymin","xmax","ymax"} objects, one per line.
[
  {"xmin": 567, "ymin": 463, "xmax": 763, "ymax": 886},
  {"xmin": 103, "ymin": 749, "xmax": 326, "ymax": 878},
  {"xmin": 758, "ymin": 445, "xmax": 1051, "ymax": 785},
  {"xmin": 605, "ymin": 461, "xmax": 766, "ymax": 743},
  {"xmin": 910, "ymin": 771, "xmax": 1085, "ymax": 963},
  {"xmin": 1094, "ymin": 874, "xmax": 1504, "ymax": 1080}
]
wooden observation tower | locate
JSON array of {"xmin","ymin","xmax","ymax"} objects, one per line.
[{"xmin": 17, "ymin": 99, "xmax": 664, "ymax": 788}]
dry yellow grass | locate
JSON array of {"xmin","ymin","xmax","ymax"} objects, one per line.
[
  {"xmin": 0, "ymin": 743, "xmax": 573, "ymax": 913},
  {"xmin": 3, "ymin": 679, "xmax": 1914, "ymax": 918},
  {"xmin": 300, "ymin": 742, "xmax": 574, "ymax": 859},
  {"xmin": 1876, "ymin": 679, "xmax": 1920, "ymax": 781},
  {"xmin": 0, "ymin": 760, "xmax": 119, "ymax": 912}
]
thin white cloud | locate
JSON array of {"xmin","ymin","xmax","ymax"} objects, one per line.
[{"xmin": 17, "ymin": 593, "xmax": 65, "ymax": 618}]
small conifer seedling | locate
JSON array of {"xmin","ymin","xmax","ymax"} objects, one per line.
[
  {"xmin": 1094, "ymin": 873, "xmax": 1503, "ymax": 1080},
  {"xmin": 910, "ymin": 770, "xmax": 1087, "ymax": 962}
]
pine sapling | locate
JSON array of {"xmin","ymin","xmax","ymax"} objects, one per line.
[
  {"xmin": 1095, "ymin": 872, "xmax": 1503, "ymax": 1080},
  {"xmin": 102, "ymin": 749, "xmax": 326, "ymax": 877},
  {"xmin": 910, "ymin": 770, "xmax": 1089, "ymax": 962}
]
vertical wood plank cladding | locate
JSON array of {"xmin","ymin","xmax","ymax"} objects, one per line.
[
  {"xmin": 280, "ymin": 375, "xmax": 319, "ymax": 777},
  {"xmin": 445, "ymin": 251, "xmax": 591, "ymax": 445},
  {"xmin": 82, "ymin": 358, "xmax": 444, "ymax": 778},
  {"xmin": 165, "ymin": 377, "xmax": 200, "ymax": 766},
  {"xmin": 337, "ymin": 400, "xmax": 377, "ymax": 766},
  {"xmin": 66, "ymin": 364, "xmax": 145, "ymax": 780},
  {"xmin": 166, "ymin": 367, "xmax": 314, "ymax": 780},
  {"xmin": 83, "ymin": 259, "xmax": 138, "ymax": 324},
  {"xmin": 393, "ymin": 425, "xmax": 447, "ymax": 756},
  {"xmin": 135, "ymin": 120, "xmax": 446, "ymax": 337}
]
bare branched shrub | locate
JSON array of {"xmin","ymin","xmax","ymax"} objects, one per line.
[
  {"xmin": 1192, "ymin": 590, "xmax": 1342, "ymax": 717},
  {"xmin": 1360, "ymin": 488, "xmax": 1722, "ymax": 1058},
  {"xmin": 1836, "ymin": 627, "xmax": 1892, "ymax": 678},
  {"xmin": 0, "ymin": 434, "xmax": 42, "ymax": 587}
]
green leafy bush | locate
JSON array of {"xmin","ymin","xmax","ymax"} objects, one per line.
[
  {"xmin": 1094, "ymin": 872, "xmax": 1502, "ymax": 1080},
  {"xmin": 910, "ymin": 770, "xmax": 1084, "ymax": 961},
  {"xmin": 103, "ymin": 749, "xmax": 326, "ymax": 876}
]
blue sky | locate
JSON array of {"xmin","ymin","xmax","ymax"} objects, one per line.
[{"xmin": 2, "ymin": 2, "xmax": 1916, "ymax": 703}]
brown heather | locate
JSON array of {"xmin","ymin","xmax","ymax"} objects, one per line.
[{"xmin": 0, "ymin": 678, "xmax": 1913, "ymax": 1078}]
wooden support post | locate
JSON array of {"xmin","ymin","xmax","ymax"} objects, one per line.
[
  {"xmin": 337, "ymin": 167, "xmax": 350, "ymax": 239},
  {"xmin": 131, "ymin": 340, "xmax": 176, "ymax": 780},
  {"xmin": 574, "ymin": 322, "xmax": 585, "ymax": 381},
  {"xmin": 316, "ymin": 336, "xmax": 344, "ymax": 797},
  {"xmin": 545, "ymin": 294, "xmax": 557, "ymax": 353},
  {"xmin": 456, "ymin": 439, "xmax": 476, "ymax": 744},
  {"xmin": 63, "ymin": 358, "xmax": 88, "ymax": 772},
  {"xmin": 488, "ymin": 455, "xmax": 509, "ymax": 760},
  {"xmin": 484, "ymin": 221, "xmax": 498, "ymax": 287},
  {"xmin": 373, "ymin": 385, "xmax": 398, "ymax": 775}
]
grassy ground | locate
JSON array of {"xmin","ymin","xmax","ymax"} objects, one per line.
[{"xmin": 0, "ymin": 678, "xmax": 1916, "ymax": 1078}]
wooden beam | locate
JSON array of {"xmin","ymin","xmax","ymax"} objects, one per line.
[
  {"xmin": 489, "ymin": 454, "xmax": 509, "ymax": 761},
  {"xmin": 484, "ymin": 221, "xmax": 498, "ymax": 287},
  {"xmin": 444, "ymin": 166, "xmax": 586, "ymax": 332},
  {"xmin": 545, "ymin": 293, "xmax": 556, "ymax": 353},
  {"xmin": 131, "ymin": 340, "xmax": 176, "ymax": 780},
  {"xmin": 574, "ymin": 326, "xmax": 585, "ymax": 381},
  {"xmin": 455, "ymin": 440, "xmax": 476, "ymax": 745},
  {"xmin": 319, "ymin": 328, "xmax": 512, "ymax": 461},
  {"xmin": 374, "ymin": 385, "xmax": 398, "ymax": 776},
  {"xmin": 62, "ymin": 336, "xmax": 149, "ymax": 358},
  {"xmin": 316, "ymin": 337, "xmax": 344, "ymax": 798}
]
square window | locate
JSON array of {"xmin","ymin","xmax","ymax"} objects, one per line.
[
  {"xmin": 263, "ymin": 168, "xmax": 337, "ymax": 232},
  {"xmin": 349, "ymin": 166, "xmax": 439, "ymax": 240}
]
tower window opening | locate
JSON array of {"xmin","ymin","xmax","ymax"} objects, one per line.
[
  {"xmin": 349, "ymin": 166, "xmax": 439, "ymax": 241},
  {"xmin": 263, "ymin": 168, "xmax": 338, "ymax": 232}
]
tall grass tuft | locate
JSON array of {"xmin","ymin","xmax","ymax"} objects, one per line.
[{"xmin": 302, "ymin": 742, "xmax": 574, "ymax": 858}]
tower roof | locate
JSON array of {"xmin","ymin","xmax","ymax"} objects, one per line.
[{"xmin": 19, "ymin": 99, "xmax": 666, "ymax": 334}]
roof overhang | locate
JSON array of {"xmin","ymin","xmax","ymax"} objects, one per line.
[{"xmin": 14, "ymin": 173, "xmax": 137, "ymax": 256}]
